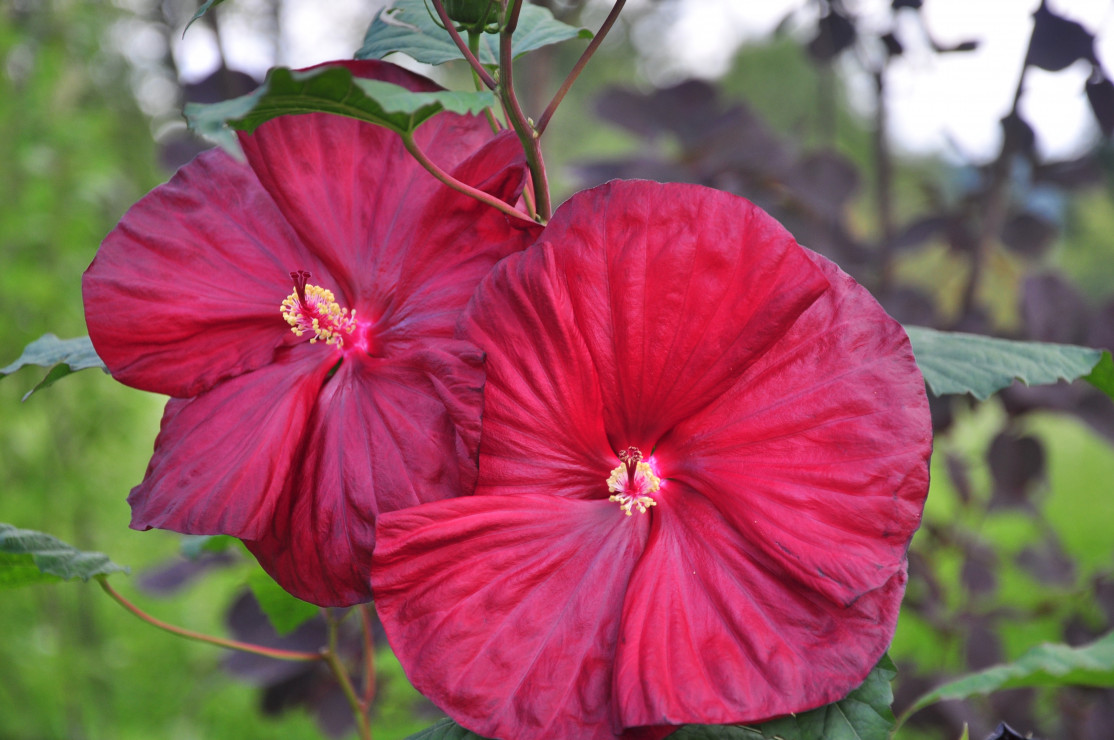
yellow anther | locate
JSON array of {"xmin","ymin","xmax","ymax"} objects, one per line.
[{"xmin": 281, "ymin": 283, "xmax": 357, "ymax": 347}]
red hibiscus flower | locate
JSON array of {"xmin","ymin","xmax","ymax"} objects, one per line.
[
  {"xmin": 82, "ymin": 60, "xmax": 540, "ymax": 607},
  {"xmin": 371, "ymin": 181, "xmax": 932, "ymax": 739}
]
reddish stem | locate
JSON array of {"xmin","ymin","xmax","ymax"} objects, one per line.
[
  {"xmin": 536, "ymin": 0, "xmax": 626, "ymax": 135},
  {"xmin": 96, "ymin": 576, "xmax": 322, "ymax": 662}
]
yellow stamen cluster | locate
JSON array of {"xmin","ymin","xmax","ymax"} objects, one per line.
[
  {"xmin": 607, "ymin": 459, "xmax": 660, "ymax": 516},
  {"xmin": 281, "ymin": 283, "xmax": 357, "ymax": 347}
]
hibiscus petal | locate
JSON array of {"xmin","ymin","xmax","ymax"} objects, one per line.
[
  {"xmin": 128, "ymin": 347, "xmax": 331, "ymax": 539},
  {"xmin": 461, "ymin": 246, "xmax": 616, "ymax": 498},
  {"xmin": 237, "ymin": 61, "xmax": 533, "ymax": 322},
  {"xmin": 375, "ymin": 130, "xmax": 541, "ymax": 351},
  {"xmin": 372, "ymin": 495, "xmax": 651, "ymax": 740},
  {"xmin": 614, "ymin": 486, "xmax": 907, "ymax": 728},
  {"xmin": 246, "ymin": 341, "xmax": 485, "ymax": 607},
  {"xmin": 662, "ymin": 250, "xmax": 931, "ymax": 607},
  {"xmin": 83, "ymin": 148, "xmax": 330, "ymax": 398},
  {"xmin": 539, "ymin": 181, "xmax": 830, "ymax": 448}
]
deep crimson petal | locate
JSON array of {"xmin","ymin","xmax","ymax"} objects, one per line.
[
  {"xmin": 461, "ymin": 246, "xmax": 615, "ymax": 498},
  {"xmin": 237, "ymin": 62, "xmax": 534, "ymax": 318},
  {"xmin": 614, "ymin": 486, "xmax": 908, "ymax": 728},
  {"xmin": 83, "ymin": 148, "xmax": 331, "ymax": 397},
  {"xmin": 246, "ymin": 342, "xmax": 485, "ymax": 606},
  {"xmin": 661, "ymin": 250, "xmax": 931, "ymax": 607},
  {"xmin": 375, "ymin": 131, "xmax": 541, "ymax": 351},
  {"xmin": 373, "ymin": 495, "xmax": 652, "ymax": 740},
  {"xmin": 539, "ymin": 181, "xmax": 830, "ymax": 448},
  {"xmin": 128, "ymin": 348, "xmax": 332, "ymax": 538}
]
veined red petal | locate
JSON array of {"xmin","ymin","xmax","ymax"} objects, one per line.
[
  {"xmin": 247, "ymin": 341, "xmax": 485, "ymax": 607},
  {"xmin": 238, "ymin": 63, "xmax": 535, "ymax": 319},
  {"xmin": 373, "ymin": 495, "xmax": 652, "ymax": 740},
  {"xmin": 83, "ymin": 148, "xmax": 329, "ymax": 398},
  {"xmin": 374, "ymin": 131, "xmax": 541, "ymax": 352},
  {"xmin": 128, "ymin": 348, "xmax": 331, "ymax": 538},
  {"xmin": 539, "ymin": 181, "xmax": 830, "ymax": 448},
  {"xmin": 614, "ymin": 485, "xmax": 907, "ymax": 728},
  {"xmin": 461, "ymin": 246, "xmax": 615, "ymax": 499},
  {"xmin": 662, "ymin": 250, "xmax": 931, "ymax": 607}
]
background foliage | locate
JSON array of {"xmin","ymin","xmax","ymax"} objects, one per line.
[{"xmin": 3, "ymin": 1, "xmax": 1114, "ymax": 739}]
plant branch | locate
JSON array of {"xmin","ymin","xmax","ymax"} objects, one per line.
[
  {"xmin": 536, "ymin": 0, "xmax": 626, "ymax": 135},
  {"xmin": 324, "ymin": 609, "xmax": 371, "ymax": 740},
  {"xmin": 429, "ymin": 0, "xmax": 497, "ymax": 89},
  {"xmin": 359, "ymin": 605, "xmax": 377, "ymax": 710},
  {"xmin": 499, "ymin": 0, "xmax": 551, "ymax": 220},
  {"xmin": 96, "ymin": 576, "xmax": 322, "ymax": 662},
  {"xmin": 399, "ymin": 132, "xmax": 536, "ymax": 224}
]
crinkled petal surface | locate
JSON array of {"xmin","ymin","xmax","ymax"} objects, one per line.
[
  {"xmin": 86, "ymin": 59, "xmax": 540, "ymax": 607},
  {"xmin": 128, "ymin": 347, "xmax": 332, "ymax": 538},
  {"xmin": 535, "ymin": 181, "xmax": 831, "ymax": 449},
  {"xmin": 83, "ymin": 147, "xmax": 330, "ymax": 398},
  {"xmin": 614, "ymin": 482, "xmax": 909, "ymax": 728},
  {"xmin": 373, "ymin": 495, "xmax": 658, "ymax": 740},
  {"xmin": 246, "ymin": 341, "xmax": 485, "ymax": 606},
  {"xmin": 378, "ymin": 180, "xmax": 931, "ymax": 735}
]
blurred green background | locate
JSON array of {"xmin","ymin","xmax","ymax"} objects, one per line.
[{"xmin": 3, "ymin": 1, "xmax": 1114, "ymax": 739}]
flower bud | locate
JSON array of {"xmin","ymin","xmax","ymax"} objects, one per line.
[{"xmin": 443, "ymin": 0, "xmax": 500, "ymax": 26}]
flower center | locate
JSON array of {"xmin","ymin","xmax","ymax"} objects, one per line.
[
  {"xmin": 280, "ymin": 270, "xmax": 358, "ymax": 347},
  {"xmin": 607, "ymin": 447, "xmax": 660, "ymax": 516}
]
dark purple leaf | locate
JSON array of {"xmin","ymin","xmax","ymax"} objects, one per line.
[
  {"xmin": 882, "ymin": 31, "xmax": 903, "ymax": 57},
  {"xmin": 1034, "ymin": 155, "xmax": 1103, "ymax": 188},
  {"xmin": 987, "ymin": 431, "xmax": 1045, "ymax": 509},
  {"xmin": 985, "ymin": 721, "xmax": 1032, "ymax": 740},
  {"xmin": 1086, "ymin": 73, "xmax": 1114, "ymax": 137},
  {"xmin": 1001, "ymin": 111, "xmax": 1036, "ymax": 158},
  {"xmin": 808, "ymin": 8, "xmax": 857, "ymax": 62},
  {"xmin": 136, "ymin": 551, "xmax": 235, "ymax": 596},
  {"xmin": 945, "ymin": 452, "xmax": 972, "ymax": 505},
  {"xmin": 1001, "ymin": 212, "xmax": 1057, "ymax": 258},
  {"xmin": 1026, "ymin": 2, "xmax": 1096, "ymax": 72},
  {"xmin": 891, "ymin": 216, "xmax": 948, "ymax": 251},
  {"xmin": 966, "ymin": 619, "xmax": 1004, "ymax": 670},
  {"xmin": 783, "ymin": 149, "xmax": 860, "ymax": 219},
  {"xmin": 892, "ymin": 0, "xmax": 922, "ymax": 9},
  {"xmin": 1022, "ymin": 273, "xmax": 1092, "ymax": 345},
  {"xmin": 961, "ymin": 544, "xmax": 998, "ymax": 595},
  {"xmin": 1016, "ymin": 538, "xmax": 1075, "ymax": 585}
]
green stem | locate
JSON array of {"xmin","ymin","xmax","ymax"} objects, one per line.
[
  {"xmin": 399, "ymin": 132, "xmax": 536, "ymax": 224},
  {"xmin": 429, "ymin": 0, "xmax": 497, "ymax": 89},
  {"xmin": 96, "ymin": 576, "xmax": 322, "ymax": 662},
  {"xmin": 499, "ymin": 0, "xmax": 551, "ymax": 221},
  {"xmin": 324, "ymin": 609, "xmax": 372, "ymax": 740},
  {"xmin": 468, "ymin": 29, "xmax": 504, "ymax": 135},
  {"xmin": 535, "ymin": 0, "xmax": 626, "ymax": 135}
]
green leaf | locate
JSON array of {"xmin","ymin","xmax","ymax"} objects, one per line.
[
  {"xmin": 185, "ymin": 65, "xmax": 495, "ymax": 156},
  {"xmin": 1, "ymin": 334, "xmax": 108, "ymax": 401},
  {"xmin": 403, "ymin": 718, "xmax": 492, "ymax": 740},
  {"xmin": 180, "ymin": 534, "xmax": 237, "ymax": 560},
  {"xmin": 356, "ymin": 0, "xmax": 591, "ymax": 67},
  {"xmin": 1084, "ymin": 350, "xmax": 1114, "ymax": 401},
  {"xmin": 246, "ymin": 568, "xmax": 319, "ymax": 636},
  {"xmin": 0, "ymin": 523, "xmax": 128, "ymax": 588},
  {"xmin": 672, "ymin": 655, "xmax": 896, "ymax": 740},
  {"xmin": 904, "ymin": 632, "xmax": 1114, "ymax": 718},
  {"xmin": 185, "ymin": 0, "xmax": 227, "ymax": 33},
  {"xmin": 904, "ymin": 326, "xmax": 1105, "ymax": 400}
]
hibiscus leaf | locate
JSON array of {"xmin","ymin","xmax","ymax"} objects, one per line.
[
  {"xmin": 901, "ymin": 631, "xmax": 1114, "ymax": 721},
  {"xmin": 904, "ymin": 325, "xmax": 1108, "ymax": 401},
  {"xmin": 0, "ymin": 333, "xmax": 108, "ymax": 401},
  {"xmin": 245, "ymin": 567, "xmax": 319, "ymax": 636},
  {"xmin": 180, "ymin": 534, "xmax": 238, "ymax": 560},
  {"xmin": 185, "ymin": 65, "xmax": 495, "ymax": 156},
  {"xmin": 0, "ymin": 523, "xmax": 129, "ymax": 588},
  {"xmin": 356, "ymin": 0, "xmax": 592, "ymax": 67},
  {"xmin": 402, "ymin": 717, "xmax": 492, "ymax": 739},
  {"xmin": 670, "ymin": 655, "xmax": 896, "ymax": 740},
  {"xmin": 1085, "ymin": 350, "xmax": 1114, "ymax": 400},
  {"xmin": 185, "ymin": 0, "xmax": 227, "ymax": 33}
]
